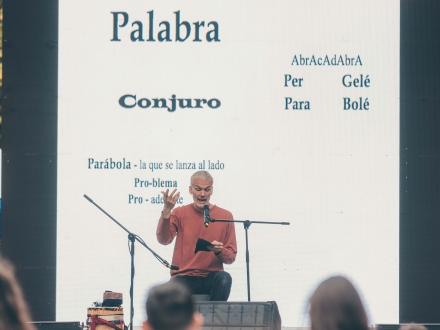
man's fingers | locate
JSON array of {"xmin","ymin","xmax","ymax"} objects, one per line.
[
  {"xmin": 173, "ymin": 193, "xmax": 180, "ymax": 203},
  {"xmin": 208, "ymin": 245, "xmax": 222, "ymax": 253},
  {"xmin": 163, "ymin": 189, "xmax": 179, "ymax": 204},
  {"xmin": 209, "ymin": 241, "xmax": 223, "ymax": 253},
  {"xmin": 168, "ymin": 188, "xmax": 177, "ymax": 199}
]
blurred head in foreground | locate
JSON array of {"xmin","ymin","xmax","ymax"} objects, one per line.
[
  {"xmin": 0, "ymin": 257, "xmax": 35, "ymax": 330},
  {"xmin": 309, "ymin": 276, "xmax": 368, "ymax": 330},
  {"xmin": 144, "ymin": 281, "xmax": 203, "ymax": 330},
  {"xmin": 399, "ymin": 323, "xmax": 428, "ymax": 330}
]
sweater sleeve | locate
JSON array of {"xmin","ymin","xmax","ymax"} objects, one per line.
[
  {"xmin": 217, "ymin": 219, "xmax": 237, "ymax": 265},
  {"xmin": 156, "ymin": 213, "xmax": 178, "ymax": 245}
]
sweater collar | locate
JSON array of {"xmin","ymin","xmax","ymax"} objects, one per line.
[{"xmin": 191, "ymin": 203, "xmax": 216, "ymax": 213}]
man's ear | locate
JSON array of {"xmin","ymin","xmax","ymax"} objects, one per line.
[
  {"xmin": 189, "ymin": 185, "xmax": 193, "ymax": 195},
  {"xmin": 143, "ymin": 321, "xmax": 152, "ymax": 330},
  {"xmin": 189, "ymin": 312, "xmax": 204, "ymax": 330}
]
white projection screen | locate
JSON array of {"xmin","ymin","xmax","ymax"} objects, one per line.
[{"xmin": 57, "ymin": 1, "xmax": 399, "ymax": 327}]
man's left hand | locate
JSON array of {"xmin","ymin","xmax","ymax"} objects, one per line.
[{"xmin": 208, "ymin": 240, "xmax": 223, "ymax": 254}]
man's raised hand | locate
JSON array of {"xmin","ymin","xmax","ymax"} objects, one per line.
[{"xmin": 161, "ymin": 189, "xmax": 180, "ymax": 219}]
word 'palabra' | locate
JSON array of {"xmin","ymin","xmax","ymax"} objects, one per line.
[{"xmin": 111, "ymin": 11, "xmax": 220, "ymax": 42}]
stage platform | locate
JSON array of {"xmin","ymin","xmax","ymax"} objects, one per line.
[
  {"xmin": 131, "ymin": 328, "xmax": 300, "ymax": 330},
  {"xmin": 31, "ymin": 325, "xmax": 440, "ymax": 330}
]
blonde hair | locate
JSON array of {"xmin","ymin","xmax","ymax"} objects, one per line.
[{"xmin": 399, "ymin": 324, "xmax": 428, "ymax": 330}]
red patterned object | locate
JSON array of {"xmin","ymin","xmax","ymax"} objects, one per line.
[{"xmin": 87, "ymin": 307, "xmax": 124, "ymax": 330}]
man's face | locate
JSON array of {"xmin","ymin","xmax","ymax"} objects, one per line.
[{"xmin": 189, "ymin": 178, "xmax": 213, "ymax": 211}]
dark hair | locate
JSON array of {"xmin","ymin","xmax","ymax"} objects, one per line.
[
  {"xmin": 309, "ymin": 276, "xmax": 368, "ymax": 330},
  {"xmin": 0, "ymin": 258, "xmax": 35, "ymax": 330},
  {"xmin": 146, "ymin": 281, "xmax": 194, "ymax": 330}
]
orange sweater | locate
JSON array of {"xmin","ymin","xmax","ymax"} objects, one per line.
[{"xmin": 157, "ymin": 204, "xmax": 237, "ymax": 277}]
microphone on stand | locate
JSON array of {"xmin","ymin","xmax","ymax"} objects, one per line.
[
  {"xmin": 203, "ymin": 205, "xmax": 210, "ymax": 228},
  {"xmin": 164, "ymin": 262, "xmax": 180, "ymax": 271}
]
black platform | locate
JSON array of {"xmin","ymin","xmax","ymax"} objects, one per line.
[
  {"xmin": 195, "ymin": 301, "xmax": 281, "ymax": 330},
  {"xmin": 30, "ymin": 322, "xmax": 82, "ymax": 330}
]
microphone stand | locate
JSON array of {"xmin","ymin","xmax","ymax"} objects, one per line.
[
  {"xmin": 208, "ymin": 217, "xmax": 290, "ymax": 302},
  {"xmin": 83, "ymin": 195, "xmax": 178, "ymax": 330}
]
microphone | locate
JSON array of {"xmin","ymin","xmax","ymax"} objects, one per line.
[
  {"xmin": 166, "ymin": 264, "xmax": 180, "ymax": 270},
  {"xmin": 203, "ymin": 205, "xmax": 210, "ymax": 228},
  {"xmin": 163, "ymin": 260, "xmax": 180, "ymax": 271}
]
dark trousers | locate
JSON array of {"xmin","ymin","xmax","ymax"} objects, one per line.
[{"xmin": 171, "ymin": 271, "xmax": 232, "ymax": 301}]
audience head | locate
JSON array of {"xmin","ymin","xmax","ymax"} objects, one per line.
[
  {"xmin": 309, "ymin": 276, "xmax": 368, "ymax": 330},
  {"xmin": 0, "ymin": 257, "xmax": 35, "ymax": 330},
  {"xmin": 144, "ymin": 281, "xmax": 203, "ymax": 330},
  {"xmin": 399, "ymin": 324, "xmax": 428, "ymax": 330}
]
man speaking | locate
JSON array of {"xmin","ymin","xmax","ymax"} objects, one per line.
[{"xmin": 156, "ymin": 170, "xmax": 237, "ymax": 301}]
